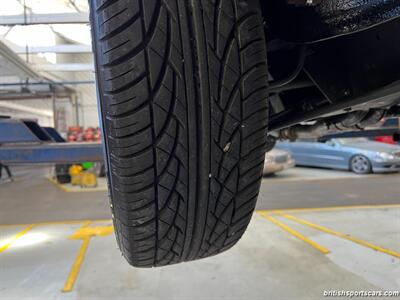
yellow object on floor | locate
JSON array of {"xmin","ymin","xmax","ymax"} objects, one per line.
[
  {"xmin": 69, "ymin": 165, "xmax": 83, "ymax": 186},
  {"xmin": 68, "ymin": 165, "xmax": 97, "ymax": 188},
  {"xmin": 47, "ymin": 176, "xmax": 107, "ymax": 193},
  {"xmin": 69, "ymin": 165, "xmax": 83, "ymax": 176},
  {"xmin": 70, "ymin": 174, "xmax": 82, "ymax": 186},
  {"xmin": 80, "ymin": 172, "xmax": 97, "ymax": 188}
]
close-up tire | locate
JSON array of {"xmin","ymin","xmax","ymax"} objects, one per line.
[
  {"xmin": 90, "ymin": 0, "xmax": 269, "ymax": 267},
  {"xmin": 350, "ymin": 155, "xmax": 372, "ymax": 174}
]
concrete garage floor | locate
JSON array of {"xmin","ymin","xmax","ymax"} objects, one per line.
[
  {"xmin": 0, "ymin": 166, "xmax": 399, "ymax": 299},
  {"xmin": 1, "ymin": 166, "xmax": 400, "ymax": 224}
]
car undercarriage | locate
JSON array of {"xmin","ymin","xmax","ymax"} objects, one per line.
[
  {"xmin": 88, "ymin": 0, "xmax": 400, "ymax": 267},
  {"xmin": 262, "ymin": 0, "xmax": 400, "ymax": 139}
]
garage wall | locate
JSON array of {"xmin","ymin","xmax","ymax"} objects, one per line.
[
  {"xmin": 0, "ymin": 98, "xmax": 54, "ymax": 126},
  {"xmin": 0, "ymin": 108, "xmax": 53, "ymax": 126}
]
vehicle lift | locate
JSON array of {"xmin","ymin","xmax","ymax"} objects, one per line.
[
  {"xmin": 0, "ymin": 119, "xmax": 104, "ymax": 175},
  {"xmin": 1, "ymin": 118, "xmax": 398, "ymax": 177}
]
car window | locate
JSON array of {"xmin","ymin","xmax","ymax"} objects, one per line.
[
  {"xmin": 296, "ymin": 138, "xmax": 317, "ymax": 143},
  {"xmin": 336, "ymin": 138, "xmax": 369, "ymax": 145},
  {"xmin": 382, "ymin": 118, "xmax": 399, "ymax": 128}
]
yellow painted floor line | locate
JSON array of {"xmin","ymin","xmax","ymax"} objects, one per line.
[
  {"xmin": 0, "ymin": 224, "xmax": 35, "ymax": 253},
  {"xmin": 259, "ymin": 203, "xmax": 400, "ymax": 214},
  {"xmin": 258, "ymin": 212, "xmax": 330, "ymax": 254},
  {"xmin": 0, "ymin": 219, "xmax": 112, "ymax": 229},
  {"xmin": 81, "ymin": 220, "xmax": 92, "ymax": 228},
  {"xmin": 2, "ymin": 203, "xmax": 400, "ymax": 229},
  {"xmin": 47, "ymin": 177, "xmax": 70, "ymax": 193},
  {"xmin": 1, "ymin": 203, "xmax": 400, "ymax": 229},
  {"xmin": 62, "ymin": 237, "xmax": 91, "ymax": 293},
  {"xmin": 69, "ymin": 226, "xmax": 113, "ymax": 239},
  {"xmin": 279, "ymin": 213, "xmax": 400, "ymax": 259},
  {"xmin": 62, "ymin": 221, "xmax": 114, "ymax": 293}
]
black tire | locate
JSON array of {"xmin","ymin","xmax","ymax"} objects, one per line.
[
  {"xmin": 90, "ymin": 0, "xmax": 269, "ymax": 267},
  {"xmin": 350, "ymin": 155, "xmax": 372, "ymax": 174},
  {"xmin": 55, "ymin": 164, "xmax": 71, "ymax": 184},
  {"xmin": 99, "ymin": 163, "xmax": 106, "ymax": 178}
]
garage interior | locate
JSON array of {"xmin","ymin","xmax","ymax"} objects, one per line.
[{"xmin": 0, "ymin": 1, "xmax": 399, "ymax": 299}]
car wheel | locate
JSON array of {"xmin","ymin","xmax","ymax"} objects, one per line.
[
  {"xmin": 350, "ymin": 155, "xmax": 372, "ymax": 174},
  {"xmin": 90, "ymin": 0, "xmax": 269, "ymax": 267}
]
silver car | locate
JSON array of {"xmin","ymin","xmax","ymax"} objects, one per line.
[
  {"xmin": 276, "ymin": 138, "xmax": 400, "ymax": 174},
  {"xmin": 263, "ymin": 149, "xmax": 295, "ymax": 175}
]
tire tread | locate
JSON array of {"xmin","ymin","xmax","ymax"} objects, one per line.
[{"xmin": 90, "ymin": 0, "xmax": 268, "ymax": 267}]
